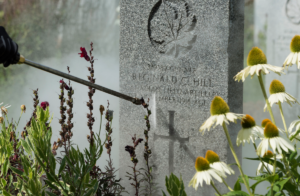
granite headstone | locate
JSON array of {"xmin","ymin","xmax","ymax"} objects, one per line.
[{"xmin": 119, "ymin": 0, "xmax": 244, "ymax": 195}]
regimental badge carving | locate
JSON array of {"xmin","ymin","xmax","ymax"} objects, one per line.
[
  {"xmin": 286, "ymin": 0, "xmax": 300, "ymax": 25},
  {"xmin": 148, "ymin": 0, "xmax": 197, "ymax": 58}
]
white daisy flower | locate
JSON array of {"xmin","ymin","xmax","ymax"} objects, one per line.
[
  {"xmin": 283, "ymin": 35, "xmax": 300, "ymax": 69},
  {"xmin": 236, "ymin": 114, "xmax": 263, "ymax": 146},
  {"xmin": 264, "ymin": 79, "xmax": 299, "ymax": 111},
  {"xmin": 288, "ymin": 119, "xmax": 300, "ymax": 134},
  {"xmin": 257, "ymin": 122, "xmax": 294, "ymax": 157},
  {"xmin": 288, "ymin": 120, "xmax": 300, "ymax": 141},
  {"xmin": 189, "ymin": 157, "xmax": 226, "ymax": 190},
  {"xmin": 256, "ymin": 151, "xmax": 282, "ymax": 175},
  {"xmin": 288, "ymin": 119, "xmax": 300, "ymax": 142},
  {"xmin": 199, "ymin": 96, "xmax": 244, "ymax": 134},
  {"xmin": 0, "ymin": 103, "xmax": 11, "ymax": 117},
  {"xmin": 234, "ymin": 47, "xmax": 285, "ymax": 82},
  {"xmin": 205, "ymin": 150, "xmax": 234, "ymax": 176}
]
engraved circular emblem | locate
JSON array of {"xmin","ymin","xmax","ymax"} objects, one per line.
[
  {"xmin": 148, "ymin": 0, "xmax": 197, "ymax": 58},
  {"xmin": 286, "ymin": 0, "xmax": 300, "ymax": 25}
]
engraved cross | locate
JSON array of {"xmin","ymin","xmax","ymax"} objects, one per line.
[{"xmin": 154, "ymin": 110, "xmax": 196, "ymax": 174}]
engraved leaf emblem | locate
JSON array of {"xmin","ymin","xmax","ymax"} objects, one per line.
[{"xmin": 149, "ymin": 0, "xmax": 197, "ymax": 58}]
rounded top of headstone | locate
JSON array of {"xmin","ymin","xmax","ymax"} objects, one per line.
[
  {"xmin": 210, "ymin": 96, "xmax": 230, "ymax": 115},
  {"xmin": 264, "ymin": 122, "xmax": 279, "ymax": 138},
  {"xmin": 195, "ymin": 157, "xmax": 210, "ymax": 172},
  {"xmin": 269, "ymin": 79, "xmax": 285, "ymax": 94},
  {"xmin": 290, "ymin": 35, "xmax": 300, "ymax": 52},
  {"xmin": 247, "ymin": 47, "xmax": 267, "ymax": 66},
  {"xmin": 205, "ymin": 150, "xmax": 220, "ymax": 164},
  {"xmin": 241, "ymin": 114, "xmax": 256, "ymax": 129}
]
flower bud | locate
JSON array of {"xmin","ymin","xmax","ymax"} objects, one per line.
[
  {"xmin": 0, "ymin": 117, "xmax": 4, "ymax": 124},
  {"xmin": 241, "ymin": 114, "xmax": 256, "ymax": 129},
  {"xmin": 195, "ymin": 157, "xmax": 210, "ymax": 172},
  {"xmin": 269, "ymin": 79, "xmax": 285, "ymax": 94},
  {"xmin": 205, "ymin": 150, "xmax": 220, "ymax": 164},
  {"xmin": 247, "ymin": 47, "xmax": 267, "ymax": 66},
  {"xmin": 264, "ymin": 122, "xmax": 279, "ymax": 138},
  {"xmin": 263, "ymin": 150, "xmax": 274, "ymax": 158},
  {"xmin": 100, "ymin": 105, "xmax": 105, "ymax": 115},
  {"xmin": 20, "ymin": 105, "xmax": 26, "ymax": 113},
  {"xmin": 290, "ymin": 35, "xmax": 300, "ymax": 52},
  {"xmin": 261, "ymin": 119, "xmax": 271, "ymax": 128},
  {"xmin": 210, "ymin": 96, "xmax": 229, "ymax": 115}
]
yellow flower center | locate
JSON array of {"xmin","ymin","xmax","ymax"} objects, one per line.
[
  {"xmin": 210, "ymin": 96, "xmax": 230, "ymax": 115},
  {"xmin": 269, "ymin": 79, "xmax": 285, "ymax": 94},
  {"xmin": 290, "ymin": 35, "xmax": 300, "ymax": 53},
  {"xmin": 205, "ymin": 150, "xmax": 220, "ymax": 164},
  {"xmin": 261, "ymin": 119, "xmax": 271, "ymax": 127},
  {"xmin": 247, "ymin": 47, "xmax": 267, "ymax": 66},
  {"xmin": 263, "ymin": 150, "xmax": 274, "ymax": 158},
  {"xmin": 264, "ymin": 122, "xmax": 279, "ymax": 138},
  {"xmin": 241, "ymin": 114, "xmax": 256, "ymax": 129},
  {"xmin": 195, "ymin": 157, "xmax": 210, "ymax": 172}
]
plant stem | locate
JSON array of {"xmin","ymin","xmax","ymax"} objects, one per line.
[
  {"xmin": 278, "ymin": 102, "xmax": 289, "ymax": 138},
  {"xmin": 211, "ymin": 181, "xmax": 222, "ymax": 196},
  {"xmin": 270, "ymin": 155, "xmax": 276, "ymax": 196},
  {"xmin": 222, "ymin": 123, "xmax": 253, "ymax": 196},
  {"xmin": 257, "ymin": 75, "xmax": 276, "ymax": 125},
  {"xmin": 252, "ymin": 143, "xmax": 271, "ymax": 175},
  {"xmin": 222, "ymin": 177, "xmax": 233, "ymax": 191}
]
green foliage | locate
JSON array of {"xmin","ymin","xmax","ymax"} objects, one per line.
[
  {"xmin": 162, "ymin": 173, "xmax": 187, "ymax": 196},
  {"xmin": 0, "ymin": 106, "xmax": 104, "ymax": 195}
]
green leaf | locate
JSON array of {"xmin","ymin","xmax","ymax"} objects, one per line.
[
  {"xmin": 273, "ymin": 177, "xmax": 291, "ymax": 191},
  {"xmin": 1, "ymin": 178, "xmax": 7, "ymax": 187},
  {"xmin": 59, "ymin": 157, "xmax": 66, "ymax": 175},
  {"xmin": 46, "ymin": 191, "xmax": 59, "ymax": 196},
  {"xmin": 171, "ymin": 173, "xmax": 180, "ymax": 187},
  {"xmin": 170, "ymin": 181, "xmax": 179, "ymax": 196},
  {"xmin": 83, "ymin": 188, "xmax": 96, "ymax": 196},
  {"xmin": 268, "ymin": 174, "xmax": 279, "ymax": 183},
  {"xmin": 10, "ymin": 166, "xmax": 24, "ymax": 176},
  {"xmin": 289, "ymin": 151, "xmax": 297, "ymax": 161},
  {"xmin": 45, "ymin": 172, "xmax": 56, "ymax": 183},
  {"xmin": 250, "ymin": 175, "xmax": 274, "ymax": 193},
  {"xmin": 162, "ymin": 191, "xmax": 167, "ymax": 196},
  {"xmin": 224, "ymin": 191, "xmax": 249, "ymax": 196},
  {"xmin": 238, "ymin": 175, "xmax": 250, "ymax": 188},
  {"xmin": 2, "ymin": 190, "xmax": 11, "ymax": 196},
  {"xmin": 20, "ymin": 139, "xmax": 32, "ymax": 157},
  {"xmin": 1, "ymin": 158, "xmax": 9, "ymax": 176},
  {"xmin": 234, "ymin": 179, "xmax": 241, "ymax": 191},
  {"xmin": 44, "ymin": 180, "xmax": 59, "ymax": 190},
  {"xmin": 245, "ymin": 157, "xmax": 285, "ymax": 171}
]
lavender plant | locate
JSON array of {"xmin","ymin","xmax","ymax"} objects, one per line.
[
  {"xmin": 125, "ymin": 134, "xmax": 144, "ymax": 196},
  {"xmin": 139, "ymin": 98, "xmax": 160, "ymax": 196}
]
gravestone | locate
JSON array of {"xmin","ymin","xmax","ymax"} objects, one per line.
[
  {"xmin": 119, "ymin": 0, "xmax": 244, "ymax": 195},
  {"xmin": 258, "ymin": 0, "xmax": 300, "ymax": 125}
]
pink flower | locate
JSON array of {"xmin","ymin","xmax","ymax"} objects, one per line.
[
  {"xmin": 41, "ymin": 102, "xmax": 49, "ymax": 110},
  {"xmin": 60, "ymin": 80, "xmax": 70, "ymax": 90},
  {"xmin": 78, "ymin": 47, "xmax": 90, "ymax": 61}
]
